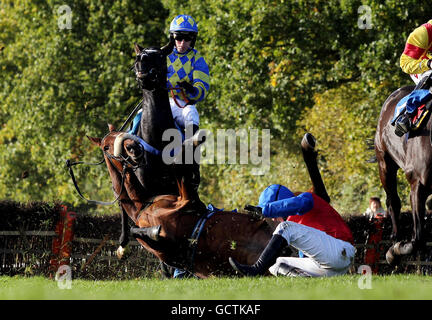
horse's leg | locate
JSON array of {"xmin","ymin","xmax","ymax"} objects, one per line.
[
  {"xmin": 116, "ymin": 206, "xmax": 131, "ymax": 259},
  {"xmin": 378, "ymin": 154, "xmax": 403, "ymax": 265},
  {"xmin": 392, "ymin": 181, "xmax": 427, "ymax": 258},
  {"xmin": 380, "ymin": 155, "xmax": 401, "ymax": 241},
  {"xmin": 119, "ymin": 206, "xmax": 130, "ymax": 247},
  {"xmin": 300, "ymin": 133, "xmax": 330, "ymax": 203},
  {"xmin": 409, "ymin": 181, "xmax": 427, "ymax": 251}
]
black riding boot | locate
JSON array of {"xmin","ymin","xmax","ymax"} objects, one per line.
[
  {"xmin": 130, "ymin": 225, "xmax": 161, "ymax": 241},
  {"xmin": 183, "ymin": 124, "xmax": 206, "ymax": 213},
  {"xmin": 184, "ymin": 163, "xmax": 207, "ymax": 213},
  {"xmin": 229, "ymin": 234, "xmax": 288, "ymax": 276}
]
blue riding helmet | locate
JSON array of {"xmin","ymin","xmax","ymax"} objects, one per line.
[
  {"xmin": 258, "ymin": 184, "xmax": 294, "ymax": 208},
  {"xmin": 169, "ymin": 14, "xmax": 198, "ymax": 33}
]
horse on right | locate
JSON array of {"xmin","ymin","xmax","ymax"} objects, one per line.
[{"xmin": 375, "ymin": 82, "xmax": 432, "ymax": 265}]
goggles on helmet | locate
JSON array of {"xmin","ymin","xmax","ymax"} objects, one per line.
[{"xmin": 173, "ymin": 32, "xmax": 194, "ymax": 42}]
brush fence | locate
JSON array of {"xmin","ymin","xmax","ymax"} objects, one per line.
[{"xmin": 1, "ymin": 201, "xmax": 432, "ymax": 279}]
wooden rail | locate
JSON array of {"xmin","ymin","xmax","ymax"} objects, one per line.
[{"xmin": 2, "ymin": 230, "xmax": 432, "ymax": 272}]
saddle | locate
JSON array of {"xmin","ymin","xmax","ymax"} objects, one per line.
[{"xmin": 392, "ymin": 74, "xmax": 432, "ymax": 135}]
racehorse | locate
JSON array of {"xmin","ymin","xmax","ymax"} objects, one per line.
[
  {"xmin": 375, "ymin": 83, "xmax": 432, "ymax": 264},
  {"xmin": 87, "ymin": 128, "xmax": 329, "ymax": 277},
  {"xmin": 117, "ymin": 43, "xmax": 206, "ymax": 250},
  {"xmin": 128, "ymin": 42, "xmax": 180, "ymax": 197}
]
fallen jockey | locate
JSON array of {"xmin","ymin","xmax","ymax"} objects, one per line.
[{"xmin": 229, "ymin": 184, "xmax": 355, "ymax": 277}]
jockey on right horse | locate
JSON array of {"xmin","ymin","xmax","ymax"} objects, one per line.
[{"xmin": 395, "ymin": 19, "xmax": 432, "ymax": 136}]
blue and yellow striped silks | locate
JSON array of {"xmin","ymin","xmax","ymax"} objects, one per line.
[{"xmin": 167, "ymin": 48, "xmax": 210, "ymax": 103}]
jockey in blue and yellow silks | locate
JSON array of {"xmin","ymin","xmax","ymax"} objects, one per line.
[
  {"xmin": 167, "ymin": 15, "xmax": 210, "ymax": 131},
  {"xmin": 129, "ymin": 14, "xmax": 210, "ymax": 136}
]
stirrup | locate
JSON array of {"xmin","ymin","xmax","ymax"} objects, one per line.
[{"xmin": 394, "ymin": 116, "xmax": 411, "ymax": 137}]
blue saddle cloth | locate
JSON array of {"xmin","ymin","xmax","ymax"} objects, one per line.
[
  {"xmin": 128, "ymin": 111, "xmax": 186, "ymax": 142},
  {"xmin": 128, "ymin": 111, "xmax": 186, "ymax": 157},
  {"xmin": 392, "ymin": 89, "xmax": 432, "ymax": 124}
]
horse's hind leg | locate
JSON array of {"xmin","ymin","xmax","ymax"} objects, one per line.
[
  {"xmin": 392, "ymin": 181, "xmax": 427, "ymax": 258},
  {"xmin": 301, "ymin": 133, "xmax": 330, "ymax": 203},
  {"xmin": 409, "ymin": 181, "xmax": 427, "ymax": 250},
  {"xmin": 377, "ymin": 154, "xmax": 403, "ymax": 265},
  {"xmin": 378, "ymin": 155, "xmax": 401, "ymax": 241}
]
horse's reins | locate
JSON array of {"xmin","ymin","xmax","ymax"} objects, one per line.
[
  {"xmin": 133, "ymin": 51, "xmax": 191, "ymax": 109},
  {"xmin": 168, "ymin": 87, "xmax": 190, "ymax": 108},
  {"xmin": 66, "ymin": 129, "xmax": 145, "ymax": 206},
  {"xmin": 119, "ymin": 99, "xmax": 143, "ymax": 132},
  {"xmin": 66, "ymin": 152, "xmax": 129, "ymax": 206}
]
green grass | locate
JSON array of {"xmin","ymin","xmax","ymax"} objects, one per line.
[{"xmin": 1, "ymin": 275, "xmax": 432, "ymax": 300}]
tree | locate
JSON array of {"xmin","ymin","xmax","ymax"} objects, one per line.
[{"xmin": 0, "ymin": 0, "xmax": 168, "ymax": 208}]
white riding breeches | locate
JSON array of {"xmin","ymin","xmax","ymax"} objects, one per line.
[
  {"xmin": 169, "ymin": 98, "xmax": 200, "ymax": 129},
  {"xmin": 269, "ymin": 221, "xmax": 356, "ymax": 277},
  {"xmin": 410, "ymin": 70, "xmax": 432, "ymax": 85}
]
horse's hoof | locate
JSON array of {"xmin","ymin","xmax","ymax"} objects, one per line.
[
  {"xmin": 399, "ymin": 241, "xmax": 414, "ymax": 255},
  {"xmin": 301, "ymin": 133, "xmax": 316, "ymax": 151},
  {"xmin": 385, "ymin": 246, "xmax": 401, "ymax": 266},
  {"xmin": 392, "ymin": 241, "xmax": 413, "ymax": 256},
  {"xmin": 116, "ymin": 245, "xmax": 131, "ymax": 260}
]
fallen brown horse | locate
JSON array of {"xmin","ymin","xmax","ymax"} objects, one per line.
[{"xmin": 87, "ymin": 128, "xmax": 329, "ymax": 278}]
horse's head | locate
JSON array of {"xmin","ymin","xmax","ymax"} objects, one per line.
[
  {"xmin": 88, "ymin": 124, "xmax": 178, "ymax": 196},
  {"xmin": 87, "ymin": 124, "xmax": 147, "ymax": 172},
  {"xmin": 133, "ymin": 42, "xmax": 173, "ymax": 91}
]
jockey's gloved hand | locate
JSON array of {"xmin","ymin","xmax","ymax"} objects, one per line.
[
  {"xmin": 244, "ymin": 205, "xmax": 262, "ymax": 215},
  {"xmin": 186, "ymin": 99, "xmax": 197, "ymax": 106},
  {"xmin": 177, "ymin": 81, "xmax": 197, "ymax": 95}
]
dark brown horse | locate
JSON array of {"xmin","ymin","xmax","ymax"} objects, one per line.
[
  {"xmin": 87, "ymin": 129, "xmax": 329, "ymax": 277},
  {"xmin": 375, "ymin": 84, "xmax": 432, "ymax": 264},
  {"xmin": 88, "ymin": 125, "xmax": 272, "ymax": 277}
]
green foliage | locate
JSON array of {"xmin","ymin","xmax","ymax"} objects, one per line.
[
  {"xmin": 297, "ymin": 83, "xmax": 384, "ymax": 212},
  {"xmin": 0, "ymin": 0, "xmax": 429, "ymax": 213},
  {"xmin": 0, "ymin": 0, "xmax": 168, "ymax": 208}
]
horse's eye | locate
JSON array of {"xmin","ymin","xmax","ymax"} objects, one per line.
[{"xmin": 104, "ymin": 145, "xmax": 109, "ymax": 151}]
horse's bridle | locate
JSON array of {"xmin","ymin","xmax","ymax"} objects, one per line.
[
  {"xmin": 133, "ymin": 50, "xmax": 191, "ymax": 108},
  {"xmin": 133, "ymin": 50, "xmax": 163, "ymax": 91},
  {"xmin": 66, "ymin": 133, "xmax": 144, "ymax": 206}
]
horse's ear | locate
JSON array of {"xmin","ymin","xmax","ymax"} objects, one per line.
[
  {"xmin": 87, "ymin": 135, "xmax": 101, "ymax": 146},
  {"xmin": 108, "ymin": 124, "xmax": 116, "ymax": 132},
  {"xmin": 134, "ymin": 43, "xmax": 143, "ymax": 55},
  {"xmin": 160, "ymin": 39, "xmax": 174, "ymax": 56},
  {"xmin": 176, "ymin": 176, "xmax": 190, "ymax": 201},
  {"xmin": 180, "ymin": 177, "xmax": 189, "ymax": 201}
]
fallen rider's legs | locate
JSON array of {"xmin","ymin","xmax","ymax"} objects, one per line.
[{"xmin": 230, "ymin": 221, "xmax": 355, "ymax": 277}]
